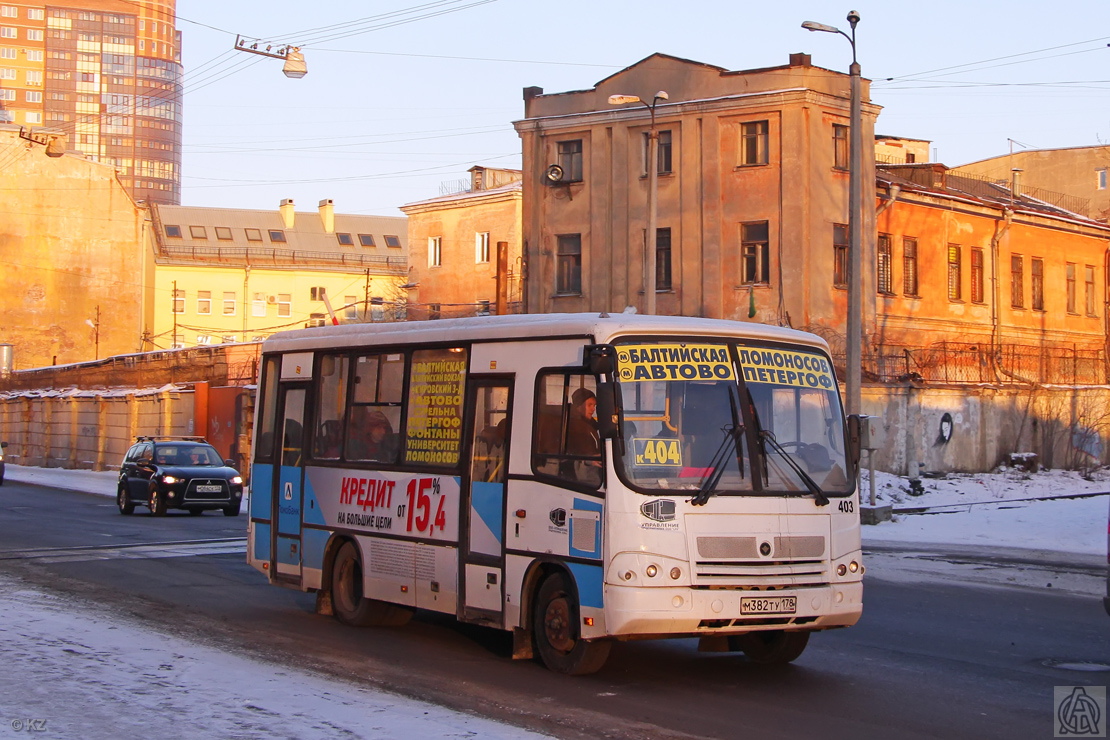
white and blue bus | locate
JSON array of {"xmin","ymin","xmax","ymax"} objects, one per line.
[{"xmin": 247, "ymin": 313, "xmax": 864, "ymax": 674}]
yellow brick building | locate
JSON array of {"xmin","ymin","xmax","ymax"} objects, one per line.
[{"xmin": 148, "ymin": 200, "xmax": 409, "ymax": 348}]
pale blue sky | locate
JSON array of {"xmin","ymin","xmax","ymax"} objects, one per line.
[{"xmin": 179, "ymin": 0, "xmax": 1110, "ymax": 215}]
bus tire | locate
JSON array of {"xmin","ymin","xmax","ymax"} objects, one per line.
[
  {"xmin": 533, "ymin": 572, "xmax": 610, "ymax": 675},
  {"xmin": 331, "ymin": 541, "xmax": 413, "ymax": 628},
  {"xmin": 729, "ymin": 630, "xmax": 810, "ymax": 664}
]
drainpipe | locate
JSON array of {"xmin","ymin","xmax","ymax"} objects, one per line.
[
  {"xmin": 875, "ymin": 184, "xmax": 901, "ymax": 217},
  {"xmin": 242, "ymin": 265, "xmax": 250, "ymax": 340},
  {"xmin": 1104, "ymin": 244, "xmax": 1110, "ymax": 383},
  {"xmin": 989, "ymin": 209, "xmax": 1014, "ymax": 382}
]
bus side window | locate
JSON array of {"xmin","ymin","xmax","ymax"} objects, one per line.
[{"xmin": 532, "ymin": 371, "xmax": 602, "ymax": 489}]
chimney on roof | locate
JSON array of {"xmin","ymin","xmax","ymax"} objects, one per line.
[
  {"xmin": 318, "ymin": 199, "xmax": 335, "ymax": 233},
  {"xmin": 789, "ymin": 53, "xmax": 811, "ymax": 67},
  {"xmin": 1011, "ymin": 168, "xmax": 1023, "ymax": 199},
  {"xmin": 471, "ymin": 166, "xmax": 486, "ymax": 191},
  {"xmin": 523, "ymin": 86, "xmax": 543, "ymax": 100},
  {"xmin": 279, "ymin": 198, "xmax": 295, "ymax": 229}
]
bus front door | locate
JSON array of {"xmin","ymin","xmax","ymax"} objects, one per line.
[
  {"xmin": 460, "ymin": 379, "xmax": 512, "ymax": 625},
  {"xmin": 271, "ymin": 385, "xmax": 306, "ymax": 583}
]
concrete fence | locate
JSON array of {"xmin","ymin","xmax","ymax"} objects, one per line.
[
  {"xmin": 2, "ymin": 380, "xmax": 1108, "ymax": 477},
  {"xmin": 0, "ymin": 387, "xmax": 195, "ymax": 471}
]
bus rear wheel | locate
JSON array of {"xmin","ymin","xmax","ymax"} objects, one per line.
[
  {"xmin": 533, "ymin": 572, "xmax": 610, "ymax": 675},
  {"xmin": 331, "ymin": 541, "xmax": 412, "ymax": 628},
  {"xmin": 728, "ymin": 630, "xmax": 810, "ymax": 664}
]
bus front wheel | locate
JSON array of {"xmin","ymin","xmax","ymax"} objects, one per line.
[
  {"xmin": 728, "ymin": 630, "xmax": 810, "ymax": 664},
  {"xmin": 331, "ymin": 541, "xmax": 412, "ymax": 628},
  {"xmin": 533, "ymin": 572, "xmax": 610, "ymax": 675}
]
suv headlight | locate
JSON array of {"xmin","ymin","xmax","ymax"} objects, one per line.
[
  {"xmin": 231, "ymin": 476, "xmax": 243, "ymax": 485},
  {"xmin": 162, "ymin": 475, "xmax": 179, "ymax": 484}
]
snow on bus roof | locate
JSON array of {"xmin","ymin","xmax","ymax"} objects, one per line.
[{"xmin": 260, "ymin": 313, "xmax": 830, "ymax": 354}]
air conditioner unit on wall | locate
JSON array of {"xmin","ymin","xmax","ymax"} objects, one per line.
[{"xmin": 266, "ymin": 295, "xmax": 277, "ymax": 304}]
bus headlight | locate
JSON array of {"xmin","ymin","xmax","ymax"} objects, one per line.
[
  {"xmin": 670, "ymin": 567, "xmax": 682, "ymax": 580},
  {"xmin": 645, "ymin": 564, "xmax": 658, "ymax": 578}
]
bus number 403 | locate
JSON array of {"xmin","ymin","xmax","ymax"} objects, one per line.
[{"xmin": 405, "ymin": 478, "xmax": 448, "ymax": 534}]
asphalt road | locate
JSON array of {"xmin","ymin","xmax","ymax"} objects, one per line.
[{"xmin": 1, "ymin": 480, "xmax": 1108, "ymax": 740}]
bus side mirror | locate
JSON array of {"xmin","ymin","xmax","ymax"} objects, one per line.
[
  {"xmin": 595, "ymin": 382, "xmax": 624, "ymax": 453},
  {"xmin": 584, "ymin": 344, "xmax": 617, "ymax": 376},
  {"xmin": 846, "ymin": 414, "xmax": 864, "ymax": 467}
]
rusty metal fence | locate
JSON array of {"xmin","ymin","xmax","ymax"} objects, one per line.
[{"xmin": 850, "ymin": 342, "xmax": 1107, "ymax": 385}]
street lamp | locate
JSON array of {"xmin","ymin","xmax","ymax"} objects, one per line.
[
  {"xmin": 609, "ymin": 91, "xmax": 669, "ymax": 315},
  {"xmin": 802, "ymin": 10, "xmax": 862, "ymax": 416},
  {"xmin": 234, "ymin": 35, "xmax": 307, "ymax": 78}
]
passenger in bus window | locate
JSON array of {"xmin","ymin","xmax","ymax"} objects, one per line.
[
  {"xmin": 565, "ymin": 388, "xmax": 602, "ymax": 485},
  {"xmin": 347, "ymin": 407, "xmax": 398, "ymax": 463}
]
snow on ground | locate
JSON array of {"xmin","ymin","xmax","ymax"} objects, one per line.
[
  {"xmin": 859, "ymin": 465, "xmax": 1110, "ymax": 556},
  {"xmin": 0, "ymin": 573, "xmax": 549, "ymax": 740}
]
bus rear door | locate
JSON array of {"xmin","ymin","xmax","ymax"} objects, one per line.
[{"xmin": 460, "ymin": 378, "xmax": 513, "ymax": 625}]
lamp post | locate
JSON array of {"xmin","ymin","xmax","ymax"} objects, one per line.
[
  {"xmin": 609, "ymin": 91, "xmax": 669, "ymax": 315},
  {"xmin": 803, "ymin": 10, "xmax": 862, "ymax": 416},
  {"xmin": 234, "ymin": 34, "xmax": 307, "ymax": 78}
]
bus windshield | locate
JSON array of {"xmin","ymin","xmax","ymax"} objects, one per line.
[{"xmin": 614, "ymin": 339, "xmax": 851, "ymax": 497}]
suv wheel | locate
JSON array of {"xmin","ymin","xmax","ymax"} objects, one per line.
[
  {"xmin": 148, "ymin": 487, "xmax": 167, "ymax": 517},
  {"xmin": 223, "ymin": 503, "xmax": 241, "ymax": 517},
  {"xmin": 117, "ymin": 485, "xmax": 135, "ymax": 515}
]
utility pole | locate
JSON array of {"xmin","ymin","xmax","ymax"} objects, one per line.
[
  {"xmin": 364, "ymin": 269, "xmax": 371, "ymax": 322},
  {"xmin": 172, "ymin": 279, "xmax": 177, "ymax": 349}
]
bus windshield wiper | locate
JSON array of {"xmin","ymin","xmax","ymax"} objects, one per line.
[
  {"xmin": 759, "ymin": 431, "xmax": 830, "ymax": 507},
  {"xmin": 690, "ymin": 424, "xmax": 744, "ymax": 507}
]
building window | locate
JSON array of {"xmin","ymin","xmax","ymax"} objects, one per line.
[
  {"xmin": 0, "ymin": 48, "xmax": 14, "ymax": 60},
  {"xmin": 344, "ymin": 296, "xmax": 358, "ymax": 321},
  {"xmin": 336, "ymin": 232, "xmax": 353, "ymax": 246},
  {"xmin": 739, "ymin": 121, "xmax": 768, "ymax": 166},
  {"xmin": 428, "ymin": 236, "xmax": 442, "ymax": 267},
  {"xmin": 24, "ymin": 90, "xmax": 41, "ymax": 103},
  {"xmin": 196, "ymin": 335, "xmax": 211, "ymax": 346},
  {"xmin": 1066, "ymin": 262, "xmax": 1077, "ymax": 313},
  {"xmin": 947, "ymin": 245, "xmax": 962, "ymax": 301},
  {"xmin": 1031, "ymin": 258, "xmax": 1044, "ymax": 311},
  {"xmin": 277, "ymin": 293, "xmax": 291, "ymax": 317},
  {"xmin": 903, "ymin": 237, "xmax": 919, "ymax": 296},
  {"xmin": 1086, "ymin": 265, "xmax": 1097, "ymax": 316},
  {"xmin": 215, "ymin": 227, "xmax": 232, "ymax": 240},
  {"xmin": 1098, "ymin": 169, "xmax": 1107, "ymax": 190},
  {"xmin": 833, "ymin": 223, "xmax": 848, "ymax": 288},
  {"xmin": 223, "ymin": 291, "xmax": 236, "ymax": 316},
  {"xmin": 833, "ymin": 124, "xmax": 849, "ymax": 170},
  {"xmin": 0, "ymin": 28, "xmax": 15, "ymax": 39},
  {"xmin": 268, "ymin": 230, "xmax": 286, "ymax": 243},
  {"xmin": 428, "ymin": 303, "xmax": 441, "ymax": 321},
  {"xmin": 655, "ymin": 227, "xmax": 672, "ymax": 291},
  {"xmin": 0, "ymin": 68, "xmax": 12, "ymax": 80},
  {"xmin": 189, "ymin": 225, "xmax": 206, "ymax": 239},
  {"xmin": 310, "ymin": 286, "xmax": 327, "ymax": 301},
  {"xmin": 557, "ymin": 139, "xmax": 583, "ymax": 182},
  {"xmin": 0, "ymin": 88, "xmax": 12, "ymax": 101},
  {"xmin": 741, "ymin": 221, "xmax": 770, "ymax": 285},
  {"xmin": 27, "ymin": 8, "xmax": 42, "ymax": 19},
  {"xmin": 556, "ymin": 233, "xmax": 582, "ymax": 295},
  {"xmin": 1010, "ymin": 254, "xmax": 1024, "ymax": 308},
  {"xmin": 644, "ymin": 130, "xmax": 672, "ymax": 174},
  {"xmin": 0, "ymin": 7, "xmax": 14, "ymax": 18},
  {"xmin": 245, "ymin": 228, "xmax": 262, "ymax": 242},
  {"xmin": 384, "ymin": 235, "xmax": 402, "ymax": 248},
  {"xmin": 477, "ymin": 300, "xmax": 491, "ymax": 316},
  {"xmin": 971, "ymin": 248, "xmax": 985, "ymax": 304},
  {"xmin": 26, "ymin": 28, "xmax": 42, "ymax": 41},
  {"xmin": 165, "ymin": 224, "xmax": 182, "ymax": 238},
  {"xmin": 475, "ymin": 232, "xmax": 490, "ymax": 264},
  {"xmin": 252, "ymin": 292, "xmax": 266, "ymax": 317},
  {"xmin": 25, "ymin": 69, "xmax": 41, "ymax": 85},
  {"xmin": 197, "ymin": 290, "xmax": 211, "ymax": 315},
  {"xmin": 877, "ymin": 233, "xmax": 892, "ymax": 295},
  {"xmin": 172, "ymin": 288, "xmax": 184, "ymax": 313},
  {"xmin": 358, "ymin": 233, "xmax": 375, "ymax": 247}
]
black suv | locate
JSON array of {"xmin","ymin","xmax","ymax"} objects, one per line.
[{"xmin": 118, "ymin": 437, "xmax": 244, "ymax": 517}]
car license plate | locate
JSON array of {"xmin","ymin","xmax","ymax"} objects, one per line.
[
  {"xmin": 196, "ymin": 484, "xmax": 223, "ymax": 493},
  {"xmin": 740, "ymin": 596, "xmax": 797, "ymax": 615}
]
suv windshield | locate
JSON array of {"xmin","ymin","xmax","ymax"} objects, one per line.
[
  {"xmin": 154, "ymin": 445, "xmax": 223, "ymax": 467},
  {"xmin": 614, "ymin": 340, "xmax": 851, "ymax": 497}
]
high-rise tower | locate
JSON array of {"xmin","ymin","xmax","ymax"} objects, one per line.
[{"xmin": 0, "ymin": 0, "xmax": 182, "ymax": 203}]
